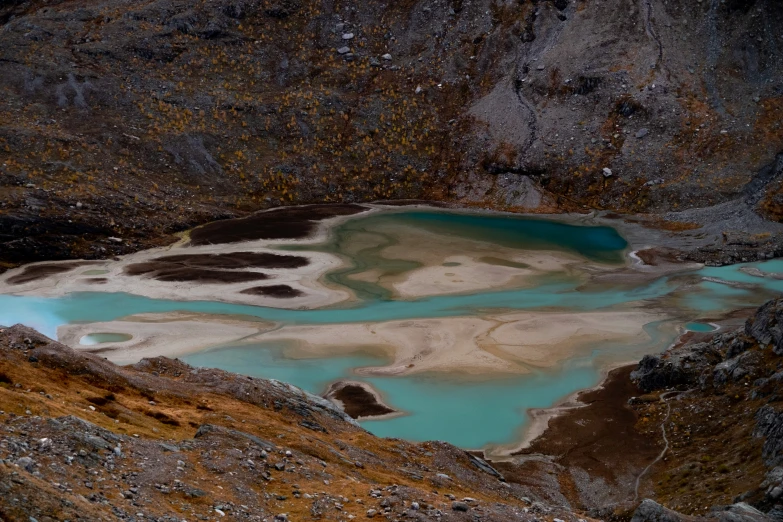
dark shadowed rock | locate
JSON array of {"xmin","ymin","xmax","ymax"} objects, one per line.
[
  {"xmin": 755, "ymin": 406, "xmax": 783, "ymax": 467},
  {"xmin": 746, "ymin": 300, "xmax": 783, "ymax": 354}
]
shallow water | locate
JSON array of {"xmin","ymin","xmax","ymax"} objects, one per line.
[
  {"xmin": 80, "ymin": 332, "xmax": 133, "ymax": 345},
  {"xmin": 685, "ymin": 322, "xmax": 717, "ymax": 333},
  {"xmin": 1, "ymin": 209, "xmax": 782, "ymax": 450}
]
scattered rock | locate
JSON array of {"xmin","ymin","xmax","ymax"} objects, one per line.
[{"xmin": 452, "ymin": 501, "xmax": 469, "ymax": 512}]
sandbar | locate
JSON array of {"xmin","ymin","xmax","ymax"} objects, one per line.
[
  {"xmin": 244, "ymin": 308, "xmax": 666, "ymax": 376},
  {"xmin": 57, "ymin": 312, "xmax": 272, "ymax": 365}
]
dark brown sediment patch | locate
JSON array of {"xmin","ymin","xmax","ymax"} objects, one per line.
[
  {"xmin": 324, "ymin": 381, "xmax": 396, "ymax": 419},
  {"xmin": 189, "ymin": 204, "xmax": 369, "ymax": 245},
  {"xmin": 7, "ymin": 261, "xmax": 95, "ymax": 285},
  {"xmin": 240, "ymin": 285, "xmax": 304, "ymax": 298},
  {"xmin": 124, "ymin": 262, "xmax": 270, "ymax": 284},
  {"xmin": 499, "ymin": 365, "xmax": 659, "ymax": 498},
  {"xmin": 153, "ymin": 252, "xmax": 309, "ymax": 269},
  {"xmin": 634, "ymin": 247, "xmax": 683, "ymax": 266}
]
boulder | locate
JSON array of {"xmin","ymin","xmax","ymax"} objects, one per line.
[{"xmin": 630, "ymin": 499, "xmax": 683, "ymax": 522}]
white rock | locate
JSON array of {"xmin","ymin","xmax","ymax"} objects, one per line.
[
  {"xmin": 215, "ymin": 509, "xmax": 225, "ymax": 517},
  {"xmin": 381, "ymin": 53, "xmax": 392, "ymax": 61},
  {"xmin": 602, "ymin": 167, "xmax": 613, "ymax": 177},
  {"xmin": 415, "ymin": 86, "xmax": 423, "ymax": 94},
  {"xmin": 342, "ymin": 33, "xmax": 354, "ymax": 40},
  {"xmin": 337, "ymin": 46, "xmax": 350, "ymax": 54}
]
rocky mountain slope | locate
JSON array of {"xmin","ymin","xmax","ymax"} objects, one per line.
[
  {"xmin": 0, "ymin": 323, "xmax": 587, "ymax": 521},
  {"xmin": 6, "ymin": 299, "xmax": 783, "ymax": 521},
  {"xmin": 1, "ymin": 0, "xmax": 782, "ymax": 268},
  {"xmin": 627, "ymin": 298, "xmax": 783, "ymax": 520}
]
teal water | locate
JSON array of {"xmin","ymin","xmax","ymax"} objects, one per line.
[
  {"xmin": 1, "ymin": 209, "xmax": 782, "ymax": 449},
  {"xmin": 685, "ymin": 322, "xmax": 718, "ymax": 333},
  {"xmin": 284, "ymin": 209, "xmax": 628, "ymax": 300},
  {"xmin": 80, "ymin": 332, "xmax": 133, "ymax": 345}
]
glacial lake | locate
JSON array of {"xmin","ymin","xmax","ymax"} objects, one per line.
[{"xmin": 2, "ymin": 209, "xmax": 783, "ymax": 451}]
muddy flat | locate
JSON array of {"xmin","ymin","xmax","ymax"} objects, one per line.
[{"xmin": 240, "ymin": 284, "xmax": 304, "ymax": 298}]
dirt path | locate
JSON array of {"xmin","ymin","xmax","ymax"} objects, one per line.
[{"xmin": 633, "ymin": 389, "xmax": 691, "ymax": 501}]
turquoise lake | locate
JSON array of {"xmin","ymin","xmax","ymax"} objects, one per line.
[{"xmin": 1, "ymin": 209, "xmax": 783, "ymax": 450}]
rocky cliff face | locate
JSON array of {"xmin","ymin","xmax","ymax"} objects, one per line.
[{"xmin": 0, "ymin": 0, "xmax": 782, "ymax": 268}]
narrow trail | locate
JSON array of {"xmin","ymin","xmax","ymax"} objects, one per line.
[
  {"xmin": 633, "ymin": 389, "xmax": 689, "ymax": 502},
  {"xmin": 641, "ymin": 0, "xmax": 663, "ymax": 70},
  {"xmin": 705, "ymin": 0, "xmax": 728, "ymax": 117}
]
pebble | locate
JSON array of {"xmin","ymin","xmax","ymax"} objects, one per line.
[
  {"xmin": 536, "ymin": 64, "xmax": 545, "ymax": 70},
  {"xmin": 366, "ymin": 509, "xmax": 378, "ymax": 518},
  {"xmin": 602, "ymin": 167, "xmax": 613, "ymax": 178},
  {"xmin": 342, "ymin": 33, "xmax": 354, "ymax": 40},
  {"xmin": 337, "ymin": 46, "xmax": 350, "ymax": 54},
  {"xmin": 381, "ymin": 53, "xmax": 392, "ymax": 61},
  {"xmin": 635, "ymin": 128, "xmax": 649, "ymax": 139}
]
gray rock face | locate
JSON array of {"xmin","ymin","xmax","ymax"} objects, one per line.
[
  {"xmin": 632, "ymin": 500, "xmax": 773, "ymax": 522},
  {"xmin": 712, "ymin": 351, "xmax": 763, "ymax": 389},
  {"xmin": 713, "ymin": 503, "xmax": 773, "ymax": 522},
  {"xmin": 631, "ymin": 499, "xmax": 683, "ymax": 522},
  {"xmin": 631, "ymin": 340, "xmax": 722, "ymax": 392},
  {"xmin": 746, "ymin": 300, "xmax": 783, "ymax": 354},
  {"xmin": 755, "ymin": 406, "xmax": 783, "ymax": 467}
]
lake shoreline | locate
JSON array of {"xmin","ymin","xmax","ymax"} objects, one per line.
[{"xmin": 2, "ymin": 204, "xmax": 782, "ymax": 452}]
